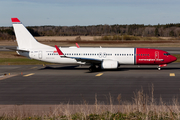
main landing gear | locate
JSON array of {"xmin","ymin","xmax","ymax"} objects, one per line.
[
  {"xmin": 89, "ymin": 65, "xmax": 101, "ymax": 72},
  {"xmin": 89, "ymin": 65, "xmax": 96, "ymax": 72}
]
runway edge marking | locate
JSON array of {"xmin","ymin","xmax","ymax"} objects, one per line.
[
  {"xmin": 0, "ymin": 74, "xmax": 18, "ymax": 80},
  {"xmin": 24, "ymin": 73, "xmax": 35, "ymax": 77},
  {"xmin": 30, "ymin": 66, "xmax": 37, "ymax": 69}
]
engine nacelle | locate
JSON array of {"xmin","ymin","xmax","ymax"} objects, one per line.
[{"xmin": 101, "ymin": 60, "xmax": 118, "ymax": 69}]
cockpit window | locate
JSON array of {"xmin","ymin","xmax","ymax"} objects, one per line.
[{"xmin": 164, "ymin": 53, "xmax": 170, "ymax": 56}]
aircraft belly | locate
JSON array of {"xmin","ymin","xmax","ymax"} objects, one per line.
[{"xmin": 118, "ymin": 57, "xmax": 134, "ymax": 64}]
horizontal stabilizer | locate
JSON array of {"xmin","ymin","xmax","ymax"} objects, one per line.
[{"xmin": 6, "ymin": 47, "xmax": 29, "ymax": 52}]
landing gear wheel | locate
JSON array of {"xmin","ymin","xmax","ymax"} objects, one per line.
[
  {"xmin": 158, "ymin": 67, "xmax": 161, "ymax": 70},
  {"xmin": 89, "ymin": 65, "xmax": 96, "ymax": 72},
  {"xmin": 89, "ymin": 67, "xmax": 93, "ymax": 72}
]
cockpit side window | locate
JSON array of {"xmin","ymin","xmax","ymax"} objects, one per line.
[{"xmin": 163, "ymin": 53, "xmax": 170, "ymax": 56}]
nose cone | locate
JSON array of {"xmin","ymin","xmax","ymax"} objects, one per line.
[{"xmin": 170, "ymin": 55, "xmax": 177, "ymax": 62}]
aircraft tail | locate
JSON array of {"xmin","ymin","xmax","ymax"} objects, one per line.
[{"xmin": 11, "ymin": 18, "xmax": 52, "ymax": 50}]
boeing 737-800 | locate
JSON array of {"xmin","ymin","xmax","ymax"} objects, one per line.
[{"xmin": 11, "ymin": 18, "xmax": 177, "ymax": 72}]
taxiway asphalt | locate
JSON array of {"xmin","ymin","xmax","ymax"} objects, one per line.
[{"xmin": 0, "ymin": 63, "xmax": 180, "ymax": 105}]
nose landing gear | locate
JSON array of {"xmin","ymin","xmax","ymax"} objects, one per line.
[{"xmin": 158, "ymin": 67, "xmax": 161, "ymax": 70}]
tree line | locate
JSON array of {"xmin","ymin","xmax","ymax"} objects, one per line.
[{"xmin": 1, "ymin": 23, "xmax": 180, "ymax": 40}]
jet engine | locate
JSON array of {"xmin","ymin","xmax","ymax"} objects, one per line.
[{"xmin": 101, "ymin": 60, "xmax": 118, "ymax": 69}]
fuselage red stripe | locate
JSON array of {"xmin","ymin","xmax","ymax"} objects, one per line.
[{"xmin": 134, "ymin": 48, "xmax": 136, "ymax": 65}]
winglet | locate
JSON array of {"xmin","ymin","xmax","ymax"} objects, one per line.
[
  {"xmin": 11, "ymin": 18, "xmax": 21, "ymax": 23},
  {"xmin": 76, "ymin": 43, "xmax": 80, "ymax": 48},
  {"xmin": 55, "ymin": 45, "xmax": 64, "ymax": 55}
]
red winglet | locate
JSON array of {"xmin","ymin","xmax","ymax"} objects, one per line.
[
  {"xmin": 76, "ymin": 43, "xmax": 80, "ymax": 48},
  {"xmin": 11, "ymin": 18, "xmax": 21, "ymax": 23},
  {"xmin": 55, "ymin": 45, "xmax": 64, "ymax": 55}
]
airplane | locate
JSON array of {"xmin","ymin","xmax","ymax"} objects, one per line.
[{"xmin": 11, "ymin": 18, "xmax": 177, "ymax": 72}]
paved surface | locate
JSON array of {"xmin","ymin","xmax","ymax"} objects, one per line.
[{"xmin": 0, "ymin": 63, "xmax": 180, "ymax": 105}]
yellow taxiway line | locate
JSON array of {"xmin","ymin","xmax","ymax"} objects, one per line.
[{"xmin": 96, "ymin": 73, "xmax": 103, "ymax": 76}]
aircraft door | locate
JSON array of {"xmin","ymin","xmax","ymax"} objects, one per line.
[
  {"xmin": 38, "ymin": 51, "xmax": 42, "ymax": 59},
  {"xmin": 155, "ymin": 51, "xmax": 159, "ymax": 59},
  {"xmin": 155, "ymin": 51, "xmax": 159, "ymax": 63},
  {"xmin": 99, "ymin": 52, "xmax": 102, "ymax": 58},
  {"xmin": 103, "ymin": 52, "xmax": 107, "ymax": 58}
]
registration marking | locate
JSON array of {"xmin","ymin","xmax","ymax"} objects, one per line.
[
  {"xmin": 170, "ymin": 73, "xmax": 175, "ymax": 77},
  {"xmin": 96, "ymin": 73, "xmax": 103, "ymax": 76},
  {"xmin": 24, "ymin": 73, "xmax": 35, "ymax": 77}
]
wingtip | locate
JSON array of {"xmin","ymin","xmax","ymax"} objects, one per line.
[
  {"xmin": 76, "ymin": 43, "xmax": 80, "ymax": 48},
  {"xmin": 11, "ymin": 18, "xmax": 21, "ymax": 23},
  {"xmin": 55, "ymin": 45, "xmax": 64, "ymax": 55}
]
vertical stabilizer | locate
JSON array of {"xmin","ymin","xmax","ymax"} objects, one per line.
[{"xmin": 11, "ymin": 18, "xmax": 52, "ymax": 50}]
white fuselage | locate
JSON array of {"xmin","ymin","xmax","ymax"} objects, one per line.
[{"xmin": 18, "ymin": 47, "xmax": 135, "ymax": 65}]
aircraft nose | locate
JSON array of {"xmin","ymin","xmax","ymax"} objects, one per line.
[{"xmin": 170, "ymin": 55, "xmax": 177, "ymax": 62}]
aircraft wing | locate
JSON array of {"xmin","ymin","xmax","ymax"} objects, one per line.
[
  {"xmin": 55, "ymin": 45, "xmax": 102, "ymax": 64},
  {"xmin": 70, "ymin": 57, "xmax": 102, "ymax": 64}
]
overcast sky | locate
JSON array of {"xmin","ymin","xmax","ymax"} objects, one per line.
[{"xmin": 0, "ymin": 0, "xmax": 180, "ymax": 26}]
